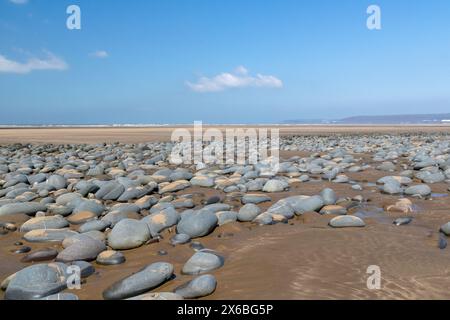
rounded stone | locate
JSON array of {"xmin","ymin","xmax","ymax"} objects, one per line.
[
  {"xmin": 21, "ymin": 248, "xmax": 59, "ymax": 263},
  {"xmin": 20, "ymin": 215, "xmax": 69, "ymax": 232},
  {"xmin": 216, "ymin": 211, "xmax": 237, "ymax": 226},
  {"xmin": 262, "ymin": 179, "xmax": 288, "ymax": 193},
  {"xmin": 96, "ymin": 250, "xmax": 126, "ymax": 265},
  {"xmin": 174, "ymin": 274, "xmax": 217, "ymax": 299},
  {"xmin": 237, "ymin": 204, "xmax": 261, "ymax": 222},
  {"xmin": 405, "ymin": 184, "xmax": 432, "ymax": 197},
  {"xmin": 170, "ymin": 233, "xmax": 191, "ymax": 245},
  {"xmin": 329, "ymin": 215, "xmax": 365, "ymax": 228},
  {"xmin": 56, "ymin": 237, "xmax": 106, "ymax": 263},
  {"xmin": 103, "ymin": 262, "xmax": 174, "ymax": 300},
  {"xmin": 78, "ymin": 219, "xmax": 111, "ymax": 233},
  {"xmin": 440, "ymin": 222, "xmax": 450, "ymax": 236},
  {"xmin": 4, "ymin": 263, "xmax": 68, "ymax": 300},
  {"xmin": 182, "ymin": 251, "xmax": 224, "ymax": 275},
  {"xmin": 11, "ymin": 246, "xmax": 31, "ymax": 254},
  {"xmin": 176, "ymin": 210, "xmax": 218, "ymax": 238},
  {"xmin": 107, "ymin": 219, "xmax": 151, "ymax": 250}
]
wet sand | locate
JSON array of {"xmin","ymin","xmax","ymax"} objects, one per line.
[{"xmin": 1, "ymin": 127, "xmax": 450, "ymax": 300}]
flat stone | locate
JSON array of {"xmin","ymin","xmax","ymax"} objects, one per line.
[
  {"xmin": 405, "ymin": 184, "xmax": 432, "ymax": 197},
  {"xmin": 174, "ymin": 274, "xmax": 217, "ymax": 299},
  {"xmin": 21, "ymin": 248, "xmax": 59, "ymax": 263},
  {"xmin": 4, "ymin": 263, "xmax": 68, "ymax": 300},
  {"xmin": 127, "ymin": 292, "xmax": 183, "ymax": 300},
  {"xmin": 241, "ymin": 194, "xmax": 271, "ymax": 204},
  {"xmin": 141, "ymin": 207, "xmax": 180, "ymax": 236},
  {"xmin": 96, "ymin": 250, "xmax": 126, "ymax": 265},
  {"xmin": 107, "ymin": 219, "xmax": 151, "ymax": 250},
  {"xmin": 103, "ymin": 262, "xmax": 174, "ymax": 300},
  {"xmin": 182, "ymin": 251, "xmax": 224, "ymax": 275},
  {"xmin": 78, "ymin": 219, "xmax": 111, "ymax": 233},
  {"xmin": 56, "ymin": 237, "xmax": 106, "ymax": 262},
  {"xmin": 20, "ymin": 215, "xmax": 69, "ymax": 232},
  {"xmin": 23, "ymin": 229, "xmax": 78, "ymax": 243},
  {"xmin": 329, "ymin": 215, "xmax": 365, "ymax": 228},
  {"xmin": 237, "ymin": 204, "xmax": 261, "ymax": 222},
  {"xmin": 176, "ymin": 210, "xmax": 218, "ymax": 238},
  {"xmin": 0, "ymin": 202, "xmax": 47, "ymax": 217},
  {"xmin": 170, "ymin": 233, "xmax": 191, "ymax": 245},
  {"xmin": 66, "ymin": 211, "xmax": 97, "ymax": 225}
]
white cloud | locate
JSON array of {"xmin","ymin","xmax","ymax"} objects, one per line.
[
  {"xmin": 186, "ymin": 66, "xmax": 283, "ymax": 92},
  {"xmin": 90, "ymin": 50, "xmax": 109, "ymax": 58},
  {"xmin": 0, "ymin": 51, "xmax": 68, "ymax": 74},
  {"xmin": 9, "ymin": 0, "xmax": 28, "ymax": 4}
]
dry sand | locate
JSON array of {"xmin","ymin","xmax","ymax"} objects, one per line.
[{"xmin": 1, "ymin": 125, "xmax": 450, "ymax": 144}]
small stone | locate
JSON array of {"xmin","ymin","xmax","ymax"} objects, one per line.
[
  {"xmin": 103, "ymin": 262, "xmax": 174, "ymax": 300},
  {"xmin": 393, "ymin": 217, "xmax": 413, "ymax": 226},
  {"xmin": 237, "ymin": 204, "xmax": 261, "ymax": 222},
  {"xmin": 405, "ymin": 184, "xmax": 432, "ymax": 197},
  {"xmin": 176, "ymin": 210, "xmax": 218, "ymax": 238},
  {"xmin": 96, "ymin": 250, "xmax": 126, "ymax": 265},
  {"xmin": 20, "ymin": 215, "xmax": 69, "ymax": 232},
  {"xmin": 11, "ymin": 246, "xmax": 31, "ymax": 254},
  {"xmin": 329, "ymin": 215, "xmax": 365, "ymax": 228},
  {"xmin": 158, "ymin": 250, "xmax": 168, "ymax": 256},
  {"xmin": 4, "ymin": 263, "xmax": 68, "ymax": 300},
  {"xmin": 190, "ymin": 242, "xmax": 205, "ymax": 251},
  {"xmin": 21, "ymin": 248, "xmax": 59, "ymax": 263},
  {"xmin": 170, "ymin": 233, "xmax": 191, "ymax": 245}
]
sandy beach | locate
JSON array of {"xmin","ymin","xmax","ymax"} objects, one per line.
[{"xmin": 1, "ymin": 126, "xmax": 450, "ymax": 300}]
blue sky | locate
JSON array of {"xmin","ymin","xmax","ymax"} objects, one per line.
[{"xmin": 0, "ymin": 0, "xmax": 449, "ymax": 124}]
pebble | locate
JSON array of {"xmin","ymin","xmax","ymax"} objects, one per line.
[{"xmin": 393, "ymin": 217, "xmax": 413, "ymax": 226}]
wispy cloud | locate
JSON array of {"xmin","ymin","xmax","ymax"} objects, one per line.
[
  {"xmin": 186, "ymin": 66, "xmax": 283, "ymax": 92},
  {"xmin": 90, "ymin": 50, "xmax": 109, "ymax": 58},
  {"xmin": 0, "ymin": 51, "xmax": 68, "ymax": 74},
  {"xmin": 9, "ymin": 0, "xmax": 28, "ymax": 4}
]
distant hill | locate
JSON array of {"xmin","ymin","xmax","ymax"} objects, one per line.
[{"xmin": 284, "ymin": 113, "xmax": 450, "ymax": 125}]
